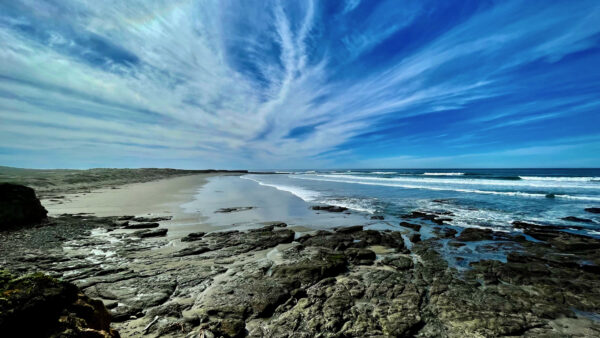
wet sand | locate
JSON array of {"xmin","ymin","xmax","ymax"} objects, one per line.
[{"xmin": 42, "ymin": 174, "xmax": 234, "ymax": 237}]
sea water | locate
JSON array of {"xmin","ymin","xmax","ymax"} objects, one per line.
[{"xmin": 243, "ymin": 169, "xmax": 600, "ymax": 236}]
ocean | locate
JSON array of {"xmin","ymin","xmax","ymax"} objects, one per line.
[{"xmin": 242, "ymin": 169, "xmax": 600, "ymax": 237}]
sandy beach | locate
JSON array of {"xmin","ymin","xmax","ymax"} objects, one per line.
[{"xmin": 44, "ymin": 174, "xmax": 214, "ymax": 217}]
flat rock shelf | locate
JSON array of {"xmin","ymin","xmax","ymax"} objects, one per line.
[{"xmin": 1, "ymin": 213, "xmax": 600, "ymax": 337}]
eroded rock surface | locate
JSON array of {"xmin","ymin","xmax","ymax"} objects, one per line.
[
  {"xmin": 0, "ymin": 183, "xmax": 47, "ymax": 228},
  {"xmin": 1, "ymin": 214, "xmax": 600, "ymax": 337},
  {"xmin": 0, "ymin": 270, "xmax": 119, "ymax": 337}
]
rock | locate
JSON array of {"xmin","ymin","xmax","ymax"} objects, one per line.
[
  {"xmin": 370, "ymin": 215, "xmax": 384, "ymax": 220},
  {"xmin": 299, "ymin": 229, "xmax": 405, "ymax": 253},
  {"xmin": 585, "ymin": 207, "xmax": 600, "ymax": 214},
  {"xmin": 400, "ymin": 222, "xmax": 421, "ymax": 231},
  {"xmin": 448, "ymin": 241, "xmax": 466, "ymax": 248},
  {"xmin": 410, "ymin": 233, "xmax": 421, "ymax": 243},
  {"xmin": 511, "ymin": 221, "xmax": 599, "ymax": 251},
  {"xmin": 271, "ymin": 248, "xmax": 348, "ymax": 287},
  {"xmin": 433, "ymin": 227, "xmax": 458, "ymax": 238},
  {"xmin": 123, "ymin": 222, "xmax": 159, "ymax": 229},
  {"xmin": 345, "ymin": 248, "xmax": 376, "ymax": 265},
  {"xmin": 5, "ymin": 210, "xmax": 600, "ymax": 337},
  {"xmin": 131, "ymin": 216, "xmax": 172, "ymax": 222},
  {"xmin": 219, "ymin": 318, "xmax": 246, "ymax": 337},
  {"xmin": 0, "ymin": 183, "xmax": 47, "ymax": 228},
  {"xmin": 112, "ymin": 220, "xmax": 129, "ymax": 227},
  {"xmin": 299, "ymin": 231, "xmax": 355, "ymax": 250},
  {"xmin": 402, "ymin": 211, "xmax": 436, "ymax": 220},
  {"xmin": 181, "ymin": 232, "xmax": 206, "ymax": 242},
  {"xmin": 311, "ymin": 205, "xmax": 348, "ymax": 212},
  {"xmin": 249, "ymin": 225, "xmax": 274, "ymax": 232},
  {"xmin": 334, "ymin": 225, "xmax": 363, "ymax": 234},
  {"xmin": 456, "ymin": 228, "xmax": 494, "ymax": 241},
  {"xmin": 402, "ymin": 210, "xmax": 451, "ymax": 225},
  {"xmin": 135, "ymin": 228, "xmax": 168, "ymax": 238},
  {"xmin": 381, "ymin": 254, "xmax": 413, "ymax": 270},
  {"xmin": 548, "ymin": 233, "xmax": 600, "ymax": 252},
  {"xmin": 215, "ymin": 207, "xmax": 253, "ymax": 213},
  {"xmin": 561, "ymin": 216, "xmax": 594, "ymax": 223},
  {"xmin": 0, "ymin": 271, "xmax": 118, "ymax": 337},
  {"xmin": 432, "ymin": 217, "xmax": 452, "ymax": 225},
  {"xmin": 117, "ymin": 215, "xmax": 135, "ymax": 220},
  {"xmin": 173, "ymin": 245, "xmax": 211, "ymax": 257}
]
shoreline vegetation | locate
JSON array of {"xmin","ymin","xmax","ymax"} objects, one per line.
[{"xmin": 1, "ymin": 167, "xmax": 600, "ymax": 337}]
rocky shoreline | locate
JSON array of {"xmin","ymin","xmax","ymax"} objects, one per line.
[
  {"xmin": 1, "ymin": 176, "xmax": 600, "ymax": 337},
  {"xmin": 2, "ymin": 208, "xmax": 600, "ymax": 337}
]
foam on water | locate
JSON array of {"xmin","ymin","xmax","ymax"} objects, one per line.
[
  {"xmin": 423, "ymin": 172, "xmax": 465, "ymax": 176},
  {"xmin": 416, "ymin": 199, "xmax": 514, "ymax": 232},
  {"xmin": 241, "ymin": 170, "xmax": 600, "ymax": 238},
  {"xmin": 315, "ymin": 174, "xmax": 600, "ymax": 190},
  {"xmin": 321, "ymin": 197, "xmax": 377, "ymax": 214},
  {"xmin": 241, "ymin": 176, "xmax": 320, "ymax": 202},
  {"xmin": 295, "ymin": 175, "xmax": 600, "ymax": 202},
  {"xmin": 520, "ymin": 176, "xmax": 599, "ymax": 182}
]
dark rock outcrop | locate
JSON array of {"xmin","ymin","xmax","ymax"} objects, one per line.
[
  {"xmin": 0, "ymin": 271, "xmax": 118, "ymax": 337},
  {"xmin": 402, "ymin": 210, "xmax": 452, "ymax": 225},
  {"xmin": 215, "ymin": 207, "xmax": 253, "ymax": 213},
  {"xmin": 181, "ymin": 232, "xmax": 206, "ymax": 242},
  {"xmin": 134, "ymin": 228, "xmax": 168, "ymax": 238},
  {"xmin": 456, "ymin": 228, "xmax": 494, "ymax": 242},
  {"xmin": 409, "ymin": 233, "xmax": 421, "ymax": 243},
  {"xmin": 0, "ymin": 183, "xmax": 47, "ymax": 229},
  {"xmin": 4, "ymin": 213, "xmax": 600, "ymax": 337},
  {"xmin": 123, "ymin": 222, "xmax": 159, "ymax": 229},
  {"xmin": 131, "ymin": 216, "xmax": 172, "ymax": 222},
  {"xmin": 584, "ymin": 207, "xmax": 600, "ymax": 214},
  {"xmin": 400, "ymin": 221, "xmax": 421, "ymax": 231},
  {"xmin": 311, "ymin": 205, "xmax": 348, "ymax": 212}
]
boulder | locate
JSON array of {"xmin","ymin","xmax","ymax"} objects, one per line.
[
  {"xmin": 345, "ymin": 248, "xmax": 376, "ymax": 265},
  {"xmin": 311, "ymin": 205, "xmax": 348, "ymax": 212},
  {"xmin": 334, "ymin": 225, "xmax": 363, "ymax": 234},
  {"xmin": 409, "ymin": 233, "xmax": 421, "ymax": 243},
  {"xmin": 0, "ymin": 183, "xmax": 47, "ymax": 229},
  {"xmin": 0, "ymin": 271, "xmax": 118, "ymax": 337},
  {"xmin": 135, "ymin": 228, "xmax": 168, "ymax": 238},
  {"xmin": 215, "ymin": 207, "xmax": 253, "ymax": 213},
  {"xmin": 181, "ymin": 232, "xmax": 206, "ymax": 242},
  {"xmin": 400, "ymin": 222, "xmax": 421, "ymax": 231},
  {"xmin": 456, "ymin": 228, "xmax": 494, "ymax": 242},
  {"xmin": 433, "ymin": 227, "xmax": 458, "ymax": 239},
  {"xmin": 131, "ymin": 216, "xmax": 172, "ymax": 222},
  {"xmin": 381, "ymin": 254, "xmax": 413, "ymax": 270},
  {"xmin": 124, "ymin": 222, "xmax": 159, "ymax": 229},
  {"xmin": 584, "ymin": 207, "xmax": 600, "ymax": 214}
]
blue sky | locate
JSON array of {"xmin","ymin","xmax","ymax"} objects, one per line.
[{"xmin": 1, "ymin": 0, "xmax": 599, "ymax": 169}]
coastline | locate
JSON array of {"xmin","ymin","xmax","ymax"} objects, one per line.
[
  {"xmin": 43, "ymin": 173, "xmax": 215, "ymax": 217},
  {"xmin": 2, "ymin": 170, "xmax": 600, "ymax": 337}
]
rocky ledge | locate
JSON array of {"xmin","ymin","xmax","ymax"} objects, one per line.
[
  {"xmin": 2, "ymin": 212, "xmax": 600, "ymax": 337},
  {"xmin": 0, "ymin": 270, "xmax": 119, "ymax": 337}
]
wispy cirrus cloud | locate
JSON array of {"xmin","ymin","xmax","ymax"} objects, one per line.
[{"xmin": 0, "ymin": 0, "xmax": 599, "ymax": 169}]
